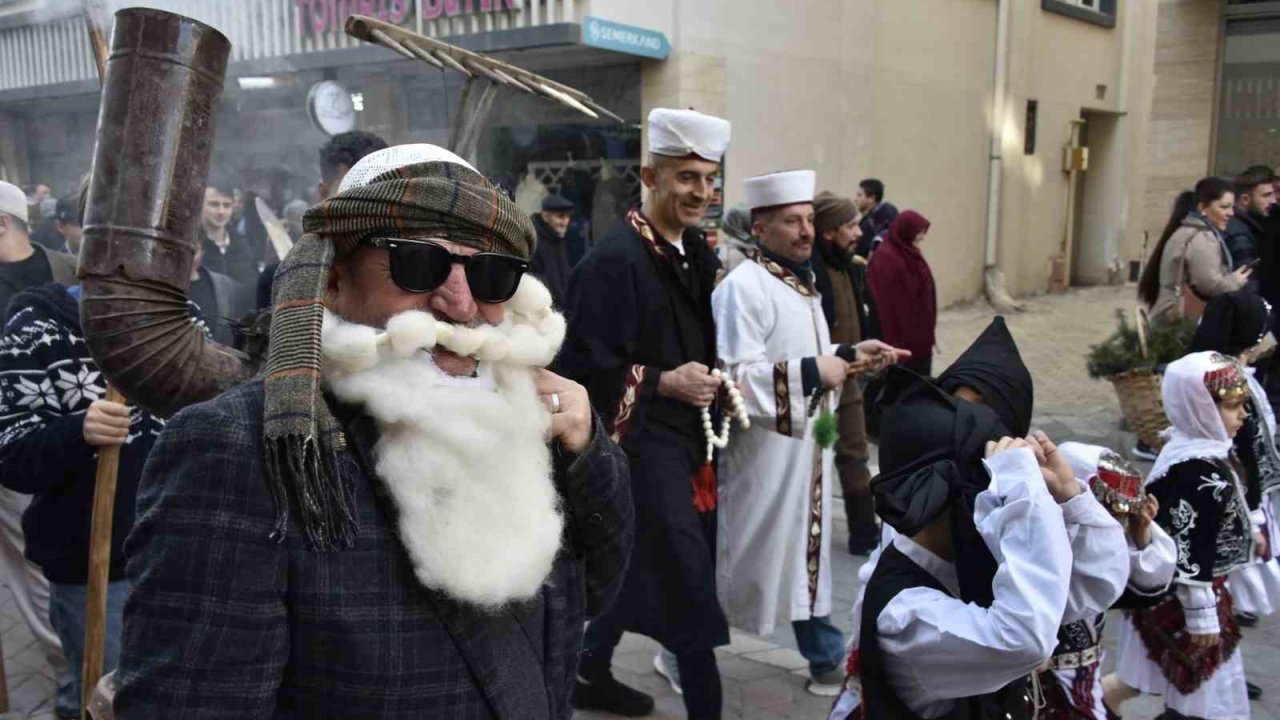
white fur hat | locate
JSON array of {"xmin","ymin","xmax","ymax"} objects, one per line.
[
  {"xmin": 338, "ymin": 144, "xmax": 476, "ymax": 193},
  {"xmin": 743, "ymin": 170, "xmax": 816, "ymax": 211},
  {"xmin": 648, "ymin": 108, "xmax": 731, "ymax": 163},
  {"xmin": 0, "ymin": 181, "xmax": 27, "ymax": 224}
]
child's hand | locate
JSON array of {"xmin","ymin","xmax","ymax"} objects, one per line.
[
  {"xmin": 1026, "ymin": 431, "xmax": 1082, "ymax": 503},
  {"xmin": 1128, "ymin": 495, "xmax": 1158, "ymax": 550}
]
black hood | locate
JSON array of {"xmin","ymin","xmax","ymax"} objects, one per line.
[
  {"xmin": 1190, "ymin": 290, "xmax": 1271, "ymax": 357},
  {"xmin": 936, "ymin": 317, "xmax": 1034, "ymax": 437},
  {"xmin": 873, "ymin": 366, "xmax": 1008, "ymax": 606}
]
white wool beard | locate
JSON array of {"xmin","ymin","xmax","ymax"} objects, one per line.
[{"xmin": 320, "ymin": 278, "xmax": 566, "ymax": 608}]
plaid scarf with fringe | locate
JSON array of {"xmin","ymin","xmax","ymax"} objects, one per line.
[{"xmin": 264, "ymin": 161, "xmax": 535, "ymax": 550}]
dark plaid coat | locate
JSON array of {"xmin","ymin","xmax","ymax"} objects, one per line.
[{"xmin": 114, "ymin": 378, "xmax": 633, "ymax": 719}]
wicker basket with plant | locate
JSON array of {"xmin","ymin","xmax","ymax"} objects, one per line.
[{"xmin": 1086, "ymin": 309, "xmax": 1197, "ymax": 451}]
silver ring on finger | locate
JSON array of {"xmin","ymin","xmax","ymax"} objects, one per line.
[{"xmin": 549, "ymin": 392, "xmax": 562, "ymax": 414}]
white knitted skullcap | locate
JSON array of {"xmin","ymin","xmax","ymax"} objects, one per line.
[
  {"xmin": 338, "ymin": 144, "xmax": 477, "ymax": 193},
  {"xmin": 0, "ymin": 181, "xmax": 27, "ymax": 224},
  {"xmin": 743, "ymin": 170, "xmax": 816, "ymax": 211},
  {"xmin": 648, "ymin": 109, "xmax": 731, "ymax": 163}
]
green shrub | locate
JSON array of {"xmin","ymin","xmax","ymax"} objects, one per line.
[{"xmin": 1086, "ymin": 311, "xmax": 1197, "ymax": 379}]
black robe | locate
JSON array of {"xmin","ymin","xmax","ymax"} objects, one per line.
[
  {"xmin": 529, "ymin": 214, "xmax": 573, "ymax": 311},
  {"xmin": 554, "ymin": 210, "xmax": 729, "ymax": 653}
]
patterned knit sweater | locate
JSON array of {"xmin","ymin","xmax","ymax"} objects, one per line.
[{"xmin": 0, "ymin": 283, "xmax": 174, "ymax": 583}]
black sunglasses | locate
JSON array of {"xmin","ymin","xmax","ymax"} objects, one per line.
[{"xmin": 363, "ymin": 237, "xmax": 529, "ymax": 303}]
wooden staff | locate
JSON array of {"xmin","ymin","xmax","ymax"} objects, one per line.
[
  {"xmin": 81, "ymin": 2, "xmax": 117, "ymax": 717},
  {"xmin": 81, "ymin": 388, "xmax": 124, "ymax": 720}
]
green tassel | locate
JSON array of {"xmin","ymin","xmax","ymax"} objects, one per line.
[{"xmin": 814, "ymin": 410, "xmax": 839, "ymax": 449}]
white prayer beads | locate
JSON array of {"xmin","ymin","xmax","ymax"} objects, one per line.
[{"xmin": 701, "ymin": 369, "xmax": 750, "ymax": 463}]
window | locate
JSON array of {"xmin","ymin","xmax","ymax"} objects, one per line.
[
  {"xmin": 1213, "ymin": 18, "xmax": 1280, "ymax": 174},
  {"xmin": 1042, "ymin": 0, "xmax": 1117, "ymax": 29}
]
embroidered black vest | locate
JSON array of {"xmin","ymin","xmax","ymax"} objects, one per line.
[{"xmin": 860, "ymin": 543, "xmax": 1035, "ymax": 720}]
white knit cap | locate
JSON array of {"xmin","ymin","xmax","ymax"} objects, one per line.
[
  {"xmin": 0, "ymin": 181, "xmax": 27, "ymax": 224},
  {"xmin": 648, "ymin": 108, "xmax": 731, "ymax": 163},
  {"xmin": 743, "ymin": 170, "xmax": 816, "ymax": 211},
  {"xmin": 338, "ymin": 144, "xmax": 476, "ymax": 193}
]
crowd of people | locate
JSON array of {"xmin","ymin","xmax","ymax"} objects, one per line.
[{"xmin": 0, "ymin": 105, "xmax": 1274, "ymax": 720}]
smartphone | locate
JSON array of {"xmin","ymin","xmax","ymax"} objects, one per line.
[{"xmin": 1245, "ymin": 258, "xmax": 1263, "ymax": 270}]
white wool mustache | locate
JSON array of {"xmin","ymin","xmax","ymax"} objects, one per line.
[{"xmin": 322, "ymin": 275, "xmax": 567, "ymax": 376}]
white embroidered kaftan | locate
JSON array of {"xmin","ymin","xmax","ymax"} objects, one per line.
[{"xmin": 712, "ymin": 252, "xmax": 838, "ymax": 636}]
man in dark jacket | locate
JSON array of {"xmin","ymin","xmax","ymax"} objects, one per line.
[
  {"xmin": 188, "ymin": 240, "xmax": 248, "ymax": 345},
  {"xmin": 1224, "ymin": 165, "xmax": 1275, "ymax": 290},
  {"xmin": 0, "ymin": 282, "xmax": 166, "ymax": 719},
  {"xmin": 31, "ymin": 194, "xmax": 84, "ymax": 254},
  {"xmin": 853, "ymin": 178, "xmax": 898, "ymax": 260},
  {"xmin": 852, "ymin": 179, "xmax": 897, "ymax": 342},
  {"xmin": 114, "ymin": 144, "xmax": 633, "ymax": 719},
  {"xmin": 530, "ymin": 194, "xmax": 577, "ymax": 309},
  {"xmin": 558, "ymin": 108, "xmax": 731, "ymax": 720},
  {"xmin": 0, "ymin": 182, "xmax": 78, "ymax": 316},
  {"xmin": 199, "ymin": 180, "xmax": 260, "ymax": 292},
  {"xmin": 812, "ymin": 191, "xmax": 878, "ymax": 555}
]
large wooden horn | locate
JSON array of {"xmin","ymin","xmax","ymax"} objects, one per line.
[{"xmin": 79, "ymin": 8, "xmax": 251, "ymax": 419}]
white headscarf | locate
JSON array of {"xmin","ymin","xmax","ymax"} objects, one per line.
[{"xmin": 1147, "ymin": 351, "xmax": 1238, "ymax": 485}]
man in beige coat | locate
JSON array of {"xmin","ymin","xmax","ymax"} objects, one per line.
[{"xmin": 812, "ymin": 191, "xmax": 877, "ymax": 554}]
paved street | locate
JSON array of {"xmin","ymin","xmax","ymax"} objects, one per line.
[{"xmin": 0, "ymin": 285, "xmax": 1276, "ymax": 719}]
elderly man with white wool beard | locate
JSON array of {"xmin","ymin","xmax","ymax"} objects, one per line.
[{"xmin": 113, "ymin": 145, "xmax": 634, "ymax": 719}]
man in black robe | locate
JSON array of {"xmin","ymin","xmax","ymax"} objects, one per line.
[
  {"xmin": 557, "ymin": 108, "xmax": 731, "ymax": 720},
  {"xmin": 529, "ymin": 194, "xmax": 577, "ymax": 309}
]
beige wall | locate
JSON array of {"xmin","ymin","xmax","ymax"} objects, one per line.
[
  {"xmin": 999, "ymin": 0, "xmax": 1158, "ymax": 293},
  {"xmin": 1143, "ymin": 0, "xmax": 1222, "ymax": 253},
  {"xmin": 599, "ymin": 0, "xmax": 1159, "ymax": 306}
]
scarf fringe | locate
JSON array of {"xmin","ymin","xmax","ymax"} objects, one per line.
[{"xmin": 265, "ymin": 434, "xmax": 359, "ymax": 551}]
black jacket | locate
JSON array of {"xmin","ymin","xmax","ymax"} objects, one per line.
[
  {"xmin": 200, "ymin": 226, "xmax": 261, "ymax": 293},
  {"xmin": 115, "ymin": 378, "xmax": 633, "ymax": 718},
  {"xmin": 556, "ymin": 212, "xmax": 720, "ymax": 449},
  {"xmin": 529, "ymin": 215, "xmax": 573, "ymax": 310},
  {"xmin": 0, "ymin": 283, "xmax": 164, "ymax": 583},
  {"xmin": 1224, "ymin": 212, "xmax": 1265, "ymax": 293}
]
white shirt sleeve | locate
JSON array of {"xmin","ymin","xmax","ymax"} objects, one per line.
[
  {"xmin": 1127, "ymin": 523, "xmax": 1177, "ymax": 595},
  {"xmin": 876, "ymin": 448, "xmax": 1072, "ymax": 717},
  {"xmin": 1177, "ymin": 583, "xmax": 1220, "ymax": 635},
  {"xmin": 1059, "ymin": 480, "xmax": 1129, "ymax": 623},
  {"xmin": 1250, "ymin": 508, "xmax": 1266, "ymax": 529}
]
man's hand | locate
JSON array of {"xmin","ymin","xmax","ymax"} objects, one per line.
[
  {"xmin": 535, "ymin": 369, "xmax": 593, "ymax": 455},
  {"xmin": 1234, "ymin": 266, "xmax": 1253, "ymax": 285},
  {"xmin": 1256, "ymin": 530, "xmax": 1269, "ymax": 561},
  {"xmin": 1128, "ymin": 495, "xmax": 1158, "ymax": 550},
  {"xmin": 1026, "ymin": 431, "xmax": 1083, "ymax": 504},
  {"xmin": 1189, "ymin": 632, "xmax": 1219, "ymax": 650},
  {"xmin": 853, "ymin": 339, "xmax": 912, "ymax": 370},
  {"xmin": 84, "ymin": 400, "xmax": 131, "ymax": 447},
  {"xmin": 816, "ymin": 356, "xmax": 851, "ymax": 390},
  {"xmin": 657, "ymin": 362, "xmax": 721, "ymax": 409}
]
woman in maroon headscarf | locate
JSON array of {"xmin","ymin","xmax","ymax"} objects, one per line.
[{"xmin": 867, "ymin": 210, "xmax": 935, "ymax": 375}]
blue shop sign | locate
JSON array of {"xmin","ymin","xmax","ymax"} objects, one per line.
[{"xmin": 581, "ymin": 16, "xmax": 670, "ymax": 60}]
